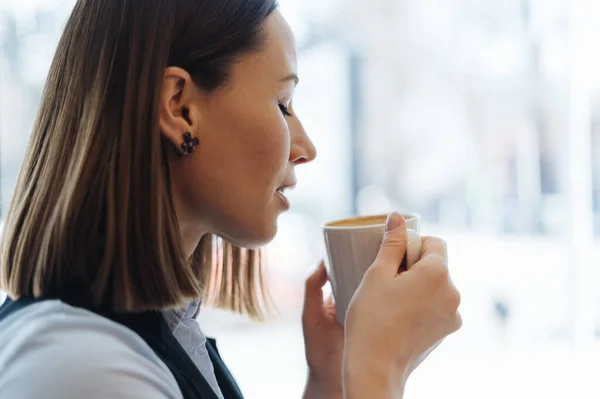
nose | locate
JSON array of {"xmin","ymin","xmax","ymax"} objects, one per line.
[{"xmin": 289, "ymin": 117, "xmax": 317, "ymax": 165}]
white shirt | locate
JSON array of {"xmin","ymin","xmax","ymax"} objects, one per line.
[
  {"xmin": 0, "ymin": 300, "xmax": 217, "ymax": 399},
  {"xmin": 163, "ymin": 301, "xmax": 224, "ymax": 399}
]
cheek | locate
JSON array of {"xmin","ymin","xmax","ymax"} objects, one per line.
[
  {"xmin": 224, "ymin": 107, "xmax": 289, "ymax": 174},
  {"xmin": 251, "ymin": 122, "xmax": 291, "ymax": 177},
  {"xmin": 204, "ymin": 88, "xmax": 291, "ymax": 193},
  {"xmin": 237, "ymin": 127, "xmax": 290, "ymax": 215},
  {"xmin": 194, "ymin": 116, "xmax": 290, "ymax": 244},
  {"xmin": 199, "ymin": 111, "xmax": 290, "ymax": 205}
]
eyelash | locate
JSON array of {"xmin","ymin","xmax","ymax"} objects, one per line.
[{"xmin": 278, "ymin": 103, "xmax": 293, "ymax": 117}]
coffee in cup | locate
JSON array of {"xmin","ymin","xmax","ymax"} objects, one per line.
[{"xmin": 322, "ymin": 213, "xmax": 422, "ymax": 325}]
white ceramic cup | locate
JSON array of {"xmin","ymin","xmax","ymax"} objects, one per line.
[{"xmin": 322, "ymin": 213, "xmax": 422, "ymax": 325}]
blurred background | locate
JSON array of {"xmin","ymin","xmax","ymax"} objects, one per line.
[{"xmin": 2, "ymin": 0, "xmax": 600, "ymax": 397}]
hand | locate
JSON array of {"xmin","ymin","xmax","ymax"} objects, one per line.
[
  {"xmin": 344, "ymin": 212, "xmax": 462, "ymax": 398},
  {"xmin": 302, "ymin": 262, "xmax": 344, "ymax": 399}
]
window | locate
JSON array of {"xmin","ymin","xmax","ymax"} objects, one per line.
[{"xmin": 2, "ymin": 1, "xmax": 600, "ymax": 397}]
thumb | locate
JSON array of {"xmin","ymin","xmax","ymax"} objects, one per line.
[
  {"xmin": 373, "ymin": 212, "xmax": 408, "ymax": 275},
  {"xmin": 302, "ymin": 261, "xmax": 328, "ymax": 323}
]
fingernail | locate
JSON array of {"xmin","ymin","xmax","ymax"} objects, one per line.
[{"xmin": 386, "ymin": 212, "xmax": 404, "ymax": 232}]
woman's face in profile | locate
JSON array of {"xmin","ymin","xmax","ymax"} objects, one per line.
[{"xmin": 168, "ymin": 10, "xmax": 317, "ymax": 248}]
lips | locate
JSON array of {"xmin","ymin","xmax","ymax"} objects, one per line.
[
  {"xmin": 276, "ymin": 186, "xmax": 294, "ymax": 196},
  {"xmin": 276, "ymin": 180, "xmax": 297, "ymax": 194},
  {"xmin": 276, "ymin": 180, "xmax": 296, "ymax": 209}
]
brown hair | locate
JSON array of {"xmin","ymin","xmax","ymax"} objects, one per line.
[{"xmin": 0, "ymin": 0, "xmax": 278, "ymax": 319}]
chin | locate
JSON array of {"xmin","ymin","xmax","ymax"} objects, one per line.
[
  {"xmin": 221, "ymin": 217, "xmax": 278, "ymax": 249},
  {"xmin": 244, "ymin": 225, "xmax": 278, "ymax": 249}
]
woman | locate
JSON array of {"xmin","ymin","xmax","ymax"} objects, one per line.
[{"xmin": 0, "ymin": 1, "xmax": 461, "ymax": 398}]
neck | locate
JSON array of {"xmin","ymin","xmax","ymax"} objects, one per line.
[
  {"xmin": 169, "ymin": 181, "xmax": 209, "ymax": 259},
  {"xmin": 179, "ymin": 219, "xmax": 208, "ymax": 260}
]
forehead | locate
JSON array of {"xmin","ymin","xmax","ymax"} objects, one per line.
[
  {"xmin": 262, "ymin": 10, "xmax": 297, "ymax": 68},
  {"xmin": 225, "ymin": 10, "xmax": 297, "ymax": 87}
]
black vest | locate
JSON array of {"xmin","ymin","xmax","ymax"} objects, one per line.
[{"xmin": 0, "ymin": 297, "xmax": 244, "ymax": 399}]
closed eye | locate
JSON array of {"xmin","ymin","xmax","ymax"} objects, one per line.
[{"xmin": 278, "ymin": 103, "xmax": 293, "ymax": 117}]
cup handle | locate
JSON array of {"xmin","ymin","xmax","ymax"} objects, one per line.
[{"xmin": 399, "ymin": 229, "xmax": 422, "ymax": 272}]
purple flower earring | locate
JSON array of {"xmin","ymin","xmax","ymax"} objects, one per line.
[{"xmin": 181, "ymin": 132, "xmax": 200, "ymax": 155}]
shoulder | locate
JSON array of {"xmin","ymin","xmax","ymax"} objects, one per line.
[{"xmin": 0, "ymin": 300, "xmax": 182, "ymax": 399}]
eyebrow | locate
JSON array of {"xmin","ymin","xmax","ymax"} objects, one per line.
[{"xmin": 280, "ymin": 73, "xmax": 299, "ymax": 86}]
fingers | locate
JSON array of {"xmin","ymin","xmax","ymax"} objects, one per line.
[
  {"xmin": 409, "ymin": 237, "xmax": 460, "ymax": 323},
  {"xmin": 323, "ymin": 294, "xmax": 337, "ymax": 318},
  {"xmin": 302, "ymin": 261, "xmax": 328, "ymax": 322},
  {"xmin": 373, "ymin": 212, "xmax": 408, "ymax": 276},
  {"xmin": 408, "ymin": 236, "xmax": 449, "ymax": 279},
  {"xmin": 305, "ymin": 260, "xmax": 328, "ymax": 292},
  {"xmin": 419, "ymin": 236, "xmax": 448, "ymax": 260},
  {"xmin": 324, "ymin": 295, "xmax": 334, "ymax": 307}
]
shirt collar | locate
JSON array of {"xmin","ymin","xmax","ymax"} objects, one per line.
[{"xmin": 163, "ymin": 299, "xmax": 201, "ymax": 332}]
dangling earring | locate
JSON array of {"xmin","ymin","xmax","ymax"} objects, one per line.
[{"xmin": 181, "ymin": 132, "xmax": 200, "ymax": 155}]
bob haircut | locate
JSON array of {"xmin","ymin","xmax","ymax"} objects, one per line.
[{"xmin": 0, "ymin": 0, "xmax": 279, "ymax": 319}]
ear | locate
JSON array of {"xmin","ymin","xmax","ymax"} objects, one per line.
[{"xmin": 159, "ymin": 67, "xmax": 203, "ymax": 153}]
